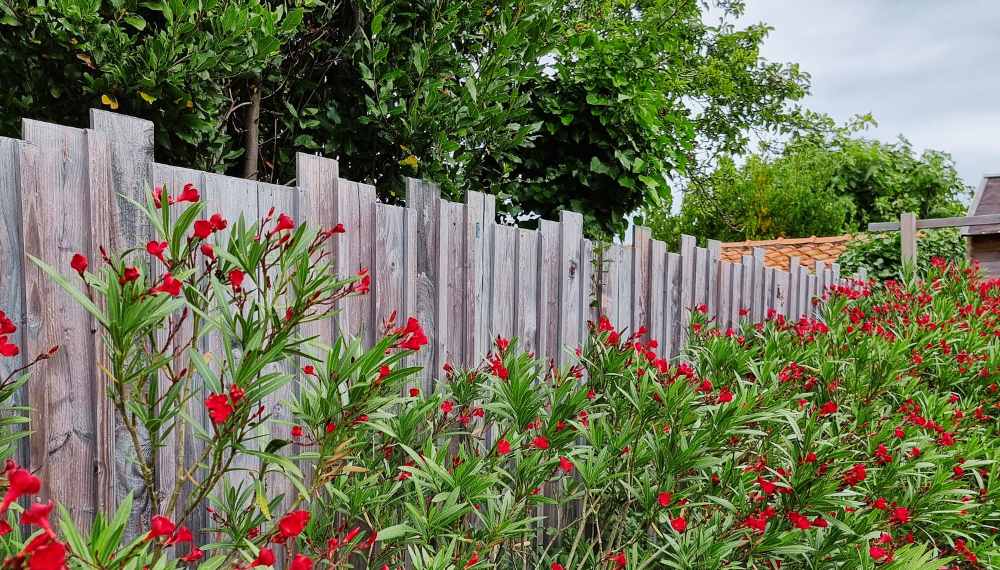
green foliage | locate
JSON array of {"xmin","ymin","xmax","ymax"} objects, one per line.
[
  {"xmin": 838, "ymin": 229, "xmax": 967, "ymax": 280},
  {"xmin": 651, "ymin": 115, "xmax": 971, "ymax": 247},
  {"xmin": 0, "ymin": 0, "xmax": 302, "ymax": 171},
  {"xmin": 0, "ymin": 0, "xmax": 808, "ymax": 238}
]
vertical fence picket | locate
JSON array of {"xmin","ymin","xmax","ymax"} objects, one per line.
[
  {"xmin": 664, "ymin": 253, "xmax": 681, "ymax": 359},
  {"xmin": 632, "ymin": 226, "xmax": 651, "ymax": 341},
  {"xmin": 558, "ymin": 212, "xmax": 584, "ymax": 366},
  {"xmin": 515, "ymin": 229, "xmax": 540, "ymax": 356},
  {"xmin": 718, "ymin": 262, "xmax": 732, "ymax": 330},
  {"xmin": 730, "ymin": 263, "xmax": 743, "ymax": 327},
  {"xmin": 678, "ymin": 236, "xmax": 696, "ymax": 354},
  {"xmin": 788, "ymin": 256, "xmax": 800, "ymax": 318},
  {"xmin": 648, "ymin": 240, "xmax": 666, "ymax": 348},
  {"xmin": 751, "ymin": 248, "xmax": 765, "ymax": 322},
  {"xmin": 707, "ymin": 239, "xmax": 721, "ymax": 319},
  {"xmin": 405, "ymin": 179, "xmax": 441, "ymax": 393},
  {"xmin": 21, "ymin": 120, "xmax": 98, "ymax": 528}
]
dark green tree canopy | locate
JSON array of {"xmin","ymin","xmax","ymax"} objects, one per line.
[{"xmin": 1, "ymin": 0, "xmax": 808, "ymax": 238}]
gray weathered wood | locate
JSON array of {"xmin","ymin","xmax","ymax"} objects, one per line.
[
  {"xmin": 405, "ymin": 179, "xmax": 441, "ymax": 391},
  {"xmin": 491, "ymin": 225, "xmax": 517, "ymax": 343},
  {"xmin": 788, "ymin": 256, "xmax": 800, "ymax": 318},
  {"xmin": 538, "ymin": 220, "xmax": 560, "ymax": 365},
  {"xmin": 514, "ymin": 229, "xmax": 540, "ymax": 356},
  {"xmin": 900, "ymin": 212, "xmax": 917, "ymax": 263},
  {"xmin": 558, "ymin": 212, "xmax": 584, "ymax": 365},
  {"xmin": 648, "ymin": 240, "xmax": 666, "ymax": 348},
  {"xmin": 0, "ymin": 138, "xmax": 28, "ymax": 475},
  {"xmin": 631, "ymin": 226, "xmax": 651, "ymax": 341},
  {"xmin": 678, "ymin": 236, "xmax": 695, "ymax": 352},
  {"xmin": 729, "ymin": 263, "xmax": 743, "ymax": 327},
  {"xmin": 718, "ymin": 262, "xmax": 732, "ymax": 330},
  {"xmin": 22, "ymin": 120, "xmax": 98, "ymax": 528},
  {"xmin": 707, "ymin": 239, "xmax": 721, "ymax": 317},
  {"xmin": 869, "ymin": 213, "xmax": 1000, "ymax": 231},
  {"xmin": 751, "ymin": 248, "xmax": 765, "ymax": 322},
  {"xmin": 664, "ymin": 253, "xmax": 681, "ymax": 358}
]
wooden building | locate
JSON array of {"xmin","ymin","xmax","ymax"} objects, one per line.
[{"xmin": 964, "ymin": 174, "xmax": 1000, "ymax": 275}]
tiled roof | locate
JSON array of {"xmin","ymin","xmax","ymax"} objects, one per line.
[{"xmin": 719, "ymin": 235, "xmax": 856, "ymax": 272}]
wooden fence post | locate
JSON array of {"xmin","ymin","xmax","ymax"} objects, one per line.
[{"xmin": 901, "ymin": 212, "xmax": 917, "ymax": 264}]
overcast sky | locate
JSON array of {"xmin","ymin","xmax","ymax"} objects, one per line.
[{"xmin": 735, "ymin": 0, "xmax": 1000, "ymax": 195}]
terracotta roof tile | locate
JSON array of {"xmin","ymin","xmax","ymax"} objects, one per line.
[{"xmin": 719, "ymin": 235, "xmax": 856, "ymax": 272}]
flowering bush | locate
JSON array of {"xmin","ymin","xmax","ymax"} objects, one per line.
[{"xmin": 2, "ymin": 183, "xmax": 998, "ymax": 569}]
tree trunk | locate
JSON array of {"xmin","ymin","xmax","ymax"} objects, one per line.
[{"xmin": 242, "ymin": 77, "xmax": 262, "ymax": 180}]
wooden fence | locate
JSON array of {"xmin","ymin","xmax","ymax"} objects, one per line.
[{"xmin": 0, "ymin": 110, "xmax": 861, "ymax": 538}]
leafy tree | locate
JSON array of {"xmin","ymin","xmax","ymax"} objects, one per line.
[
  {"xmin": 0, "ymin": 0, "xmax": 302, "ymax": 171},
  {"xmin": 0, "ymin": 0, "xmax": 808, "ymax": 236},
  {"xmin": 651, "ymin": 116, "xmax": 971, "ymax": 247}
]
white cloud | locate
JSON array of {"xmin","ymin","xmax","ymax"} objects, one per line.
[{"xmin": 735, "ymin": 0, "xmax": 1000, "ymax": 191}]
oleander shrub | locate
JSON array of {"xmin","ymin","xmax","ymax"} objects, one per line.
[{"xmin": 0, "ymin": 182, "xmax": 997, "ymax": 569}]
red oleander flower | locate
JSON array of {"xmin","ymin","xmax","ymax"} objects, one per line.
[
  {"xmin": 229, "ymin": 269, "xmax": 245, "ymax": 292},
  {"xmin": 531, "ymin": 435, "xmax": 549, "ymax": 450},
  {"xmin": 24, "ymin": 534, "xmax": 67, "ymax": 570},
  {"xmin": 0, "ymin": 336, "xmax": 19, "ymax": 357},
  {"xmin": 250, "ymin": 548, "xmax": 276, "ymax": 567},
  {"xmin": 869, "ymin": 545, "xmax": 888, "ymax": 561},
  {"xmin": 289, "ymin": 554, "xmax": 313, "ymax": 570},
  {"xmin": 0, "ymin": 311, "xmax": 16, "ymax": 335},
  {"xmin": 152, "ymin": 186, "xmax": 173, "ymax": 208},
  {"xmin": 440, "ymin": 400, "xmax": 454, "ymax": 415},
  {"xmin": 20, "ymin": 501, "xmax": 55, "ymax": 536},
  {"xmin": 377, "ymin": 365, "xmax": 391, "ymax": 383},
  {"xmin": 658, "ymin": 491, "xmax": 672, "ymax": 508},
  {"xmin": 497, "ymin": 439, "xmax": 511, "ymax": 455},
  {"xmin": 278, "ymin": 510, "xmax": 310, "ymax": 539},
  {"xmin": 395, "ymin": 317, "xmax": 428, "ymax": 351},
  {"xmin": 152, "ymin": 274, "xmax": 183, "ymax": 297},
  {"xmin": 409, "ymin": 387, "xmax": 420, "ymax": 397},
  {"xmin": 200, "ymin": 243, "xmax": 215, "ymax": 260},
  {"xmin": 744, "ymin": 514, "xmax": 767, "ymax": 533},
  {"xmin": 332, "ymin": 223, "xmax": 346, "ymax": 233},
  {"xmin": 176, "ymin": 183, "xmax": 200, "ymax": 204},
  {"xmin": 463, "ymin": 552, "xmax": 479, "ymax": 569},
  {"xmin": 559, "ymin": 456, "xmax": 573, "ymax": 473},
  {"xmin": 551, "ymin": 564, "xmax": 564, "ymax": 570},
  {"xmin": 291, "ymin": 426, "xmax": 303, "ymax": 438},
  {"xmin": 209, "ymin": 213, "xmax": 228, "ymax": 231},
  {"xmin": 205, "ymin": 393, "xmax": 234, "ymax": 424},
  {"xmin": 718, "ymin": 387, "xmax": 733, "ymax": 403},
  {"xmin": 146, "ymin": 240, "xmax": 168, "ymax": 263},
  {"xmin": 843, "ymin": 464, "xmax": 867, "ymax": 487},
  {"xmin": 353, "ymin": 269, "xmax": 371, "ymax": 295},
  {"xmin": 1, "ymin": 467, "xmax": 41, "ymax": 514},
  {"xmin": 119, "ymin": 266, "xmax": 140, "ymax": 285},
  {"xmin": 670, "ymin": 516, "xmax": 687, "ymax": 533},
  {"xmin": 193, "ymin": 220, "xmax": 213, "ymax": 240},
  {"xmin": 70, "ymin": 253, "xmax": 87, "ymax": 275},
  {"xmin": 180, "ymin": 547, "xmax": 204, "ymax": 563},
  {"xmin": 608, "ymin": 552, "xmax": 626, "ymax": 568},
  {"xmin": 302, "ymin": 365, "xmax": 317, "ymax": 376},
  {"xmin": 167, "ymin": 526, "xmax": 193, "ymax": 545},
  {"xmin": 146, "ymin": 515, "xmax": 176, "ymax": 540},
  {"xmin": 787, "ymin": 511, "xmax": 811, "ymax": 529},
  {"xmin": 274, "ymin": 213, "xmax": 296, "ymax": 233},
  {"xmin": 819, "ymin": 401, "xmax": 838, "ymax": 416},
  {"xmin": 889, "ymin": 507, "xmax": 910, "ymax": 525}
]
